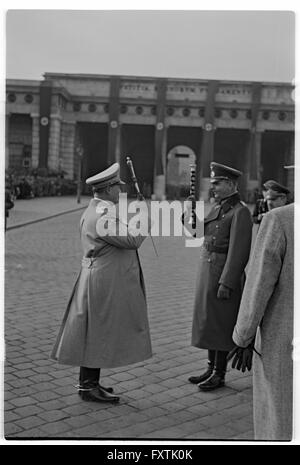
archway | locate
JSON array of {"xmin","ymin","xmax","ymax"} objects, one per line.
[{"xmin": 166, "ymin": 145, "xmax": 196, "ymax": 199}]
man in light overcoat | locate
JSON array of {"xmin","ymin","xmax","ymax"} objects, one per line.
[
  {"xmin": 232, "ymin": 204, "xmax": 294, "ymax": 440},
  {"xmin": 51, "ymin": 163, "xmax": 152, "ymax": 403}
]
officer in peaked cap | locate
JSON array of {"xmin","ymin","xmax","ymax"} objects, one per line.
[
  {"xmin": 263, "ymin": 179, "xmax": 290, "ymax": 194},
  {"xmin": 86, "ymin": 163, "xmax": 125, "ymax": 191},
  {"xmin": 263, "ymin": 179, "xmax": 290, "ymax": 211},
  {"xmin": 210, "ymin": 162, "xmax": 243, "ymax": 183},
  {"xmin": 51, "ymin": 162, "xmax": 152, "ymax": 403},
  {"xmin": 188, "ymin": 161, "xmax": 252, "ymax": 391}
]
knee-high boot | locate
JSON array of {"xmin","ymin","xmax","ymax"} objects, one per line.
[
  {"xmin": 198, "ymin": 350, "xmax": 228, "ymax": 391},
  {"xmin": 188, "ymin": 350, "xmax": 215, "ymax": 384},
  {"xmin": 77, "ymin": 366, "xmax": 120, "ymax": 403}
]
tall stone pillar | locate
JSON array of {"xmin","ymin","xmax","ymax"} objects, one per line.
[
  {"xmin": 285, "ymin": 135, "xmax": 295, "ymax": 193},
  {"xmin": 199, "ymin": 80, "xmax": 219, "ymax": 200},
  {"xmin": 48, "ymin": 114, "xmax": 62, "ymax": 171},
  {"xmin": 107, "ymin": 77, "xmax": 120, "ymax": 165},
  {"xmin": 153, "ymin": 78, "xmax": 167, "ymax": 200},
  {"xmin": 38, "ymin": 80, "xmax": 53, "ymax": 169},
  {"xmin": 242, "ymin": 83, "xmax": 262, "ymax": 199},
  {"xmin": 115, "ymin": 123, "xmax": 121, "ymax": 165},
  {"xmin": 60, "ymin": 121, "xmax": 76, "ymax": 179},
  {"xmin": 255, "ymin": 130, "xmax": 264, "ymax": 188},
  {"xmin": 153, "ymin": 125, "xmax": 167, "ymax": 200},
  {"xmin": 249, "ymin": 83, "xmax": 262, "ymax": 181},
  {"xmin": 31, "ymin": 114, "xmax": 40, "ymax": 169}
]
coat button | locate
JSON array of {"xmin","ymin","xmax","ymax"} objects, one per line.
[
  {"xmin": 207, "ymin": 258, "xmax": 211, "ymax": 263},
  {"xmin": 212, "ymin": 237, "xmax": 216, "ymax": 240},
  {"xmin": 222, "ymin": 214, "xmax": 225, "ymax": 218},
  {"xmin": 216, "ymin": 225, "xmax": 219, "ymax": 228}
]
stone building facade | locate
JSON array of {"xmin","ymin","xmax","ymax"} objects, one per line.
[{"xmin": 6, "ymin": 73, "xmax": 295, "ymax": 200}]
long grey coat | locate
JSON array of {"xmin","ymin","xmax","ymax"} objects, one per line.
[
  {"xmin": 233, "ymin": 204, "xmax": 294, "ymax": 441},
  {"xmin": 51, "ymin": 198, "xmax": 152, "ymax": 368},
  {"xmin": 192, "ymin": 193, "xmax": 253, "ymax": 351}
]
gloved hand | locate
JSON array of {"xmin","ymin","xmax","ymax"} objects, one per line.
[
  {"xmin": 217, "ymin": 284, "xmax": 231, "ymax": 299},
  {"xmin": 227, "ymin": 339, "xmax": 257, "ymax": 373},
  {"xmin": 137, "ymin": 192, "xmax": 145, "ymax": 201}
]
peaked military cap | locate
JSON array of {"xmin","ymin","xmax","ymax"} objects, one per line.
[
  {"xmin": 86, "ymin": 163, "xmax": 125, "ymax": 189},
  {"xmin": 210, "ymin": 162, "xmax": 242, "ymax": 183},
  {"xmin": 263, "ymin": 180, "xmax": 290, "ymax": 195}
]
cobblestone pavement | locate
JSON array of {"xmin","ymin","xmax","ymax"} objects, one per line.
[
  {"xmin": 4, "ymin": 202, "xmax": 254, "ymax": 441},
  {"xmin": 7, "ymin": 196, "xmax": 89, "ymax": 229}
]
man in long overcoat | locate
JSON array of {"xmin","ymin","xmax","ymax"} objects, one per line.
[
  {"xmin": 232, "ymin": 204, "xmax": 294, "ymax": 440},
  {"xmin": 51, "ymin": 163, "xmax": 152, "ymax": 403},
  {"xmin": 188, "ymin": 162, "xmax": 252, "ymax": 391}
]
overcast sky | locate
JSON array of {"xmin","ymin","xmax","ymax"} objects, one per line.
[{"xmin": 5, "ymin": 9, "xmax": 295, "ymax": 83}]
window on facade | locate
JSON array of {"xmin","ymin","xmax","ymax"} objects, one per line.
[
  {"xmin": 230, "ymin": 109, "xmax": 238, "ymax": 118},
  {"xmin": 73, "ymin": 102, "xmax": 81, "ymax": 112},
  {"xmin": 104, "ymin": 104, "xmax": 109, "ymax": 113},
  {"xmin": 246, "ymin": 109, "xmax": 252, "ymax": 119},
  {"xmin": 262, "ymin": 111, "xmax": 270, "ymax": 120},
  {"xmin": 214, "ymin": 108, "xmax": 222, "ymax": 118},
  {"xmin": 24, "ymin": 94, "xmax": 33, "ymax": 103},
  {"xmin": 183, "ymin": 108, "xmax": 190, "ymax": 117},
  {"xmin": 88, "ymin": 103, "xmax": 97, "ymax": 112},
  {"xmin": 7, "ymin": 93, "xmax": 16, "ymax": 103},
  {"xmin": 151, "ymin": 106, "xmax": 156, "ymax": 115},
  {"xmin": 278, "ymin": 111, "xmax": 287, "ymax": 121},
  {"xmin": 136, "ymin": 106, "xmax": 143, "ymax": 115},
  {"xmin": 199, "ymin": 108, "xmax": 205, "ymax": 117},
  {"xmin": 167, "ymin": 107, "xmax": 174, "ymax": 116},
  {"xmin": 120, "ymin": 104, "xmax": 127, "ymax": 114}
]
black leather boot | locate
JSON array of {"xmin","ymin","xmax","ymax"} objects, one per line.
[
  {"xmin": 78, "ymin": 380, "xmax": 120, "ymax": 403},
  {"xmin": 79, "ymin": 366, "xmax": 114, "ymax": 394},
  {"xmin": 188, "ymin": 350, "xmax": 215, "ymax": 384},
  {"xmin": 198, "ymin": 350, "xmax": 227, "ymax": 391},
  {"xmin": 188, "ymin": 363, "xmax": 214, "ymax": 384},
  {"xmin": 197, "ymin": 371, "xmax": 225, "ymax": 391}
]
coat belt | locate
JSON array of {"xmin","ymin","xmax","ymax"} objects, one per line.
[
  {"xmin": 203, "ymin": 242, "xmax": 228, "ymax": 254},
  {"xmin": 81, "ymin": 257, "xmax": 100, "ymax": 268}
]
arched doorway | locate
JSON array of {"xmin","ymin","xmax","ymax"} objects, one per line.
[{"xmin": 166, "ymin": 145, "xmax": 196, "ymax": 199}]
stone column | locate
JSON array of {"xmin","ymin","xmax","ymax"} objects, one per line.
[
  {"xmin": 285, "ymin": 135, "xmax": 295, "ymax": 192},
  {"xmin": 60, "ymin": 121, "xmax": 76, "ymax": 179},
  {"xmin": 31, "ymin": 114, "xmax": 40, "ymax": 169},
  {"xmin": 255, "ymin": 130, "xmax": 264, "ymax": 187},
  {"xmin": 153, "ymin": 78, "xmax": 167, "ymax": 200},
  {"xmin": 108, "ymin": 77, "xmax": 120, "ymax": 164},
  {"xmin": 115, "ymin": 123, "xmax": 121, "ymax": 165},
  {"xmin": 48, "ymin": 114, "xmax": 62, "ymax": 171},
  {"xmin": 199, "ymin": 81, "xmax": 218, "ymax": 201},
  {"xmin": 153, "ymin": 124, "xmax": 167, "ymax": 200}
]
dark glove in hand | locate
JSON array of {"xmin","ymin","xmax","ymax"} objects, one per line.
[
  {"xmin": 227, "ymin": 340, "xmax": 255, "ymax": 372},
  {"xmin": 137, "ymin": 193, "xmax": 145, "ymax": 201},
  {"xmin": 217, "ymin": 284, "xmax": 231, "ymax": 299}
]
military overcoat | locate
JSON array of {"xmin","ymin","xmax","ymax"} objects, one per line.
[
  {"xmin": 233, "ymin": 205, "xmax": 294, "ymax": 440},
  {"xmin": 51, "ymin": 198, "xmax": 152, "ymax": 368},
  {"xmin": 192, "ymin": 193, "xmax": 252, "ymax": 351}
]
